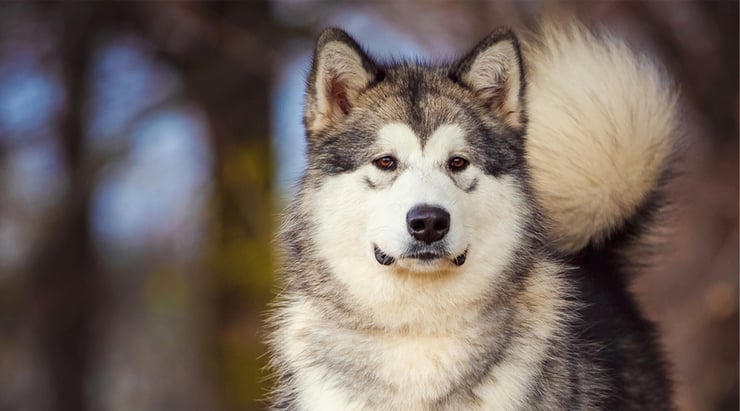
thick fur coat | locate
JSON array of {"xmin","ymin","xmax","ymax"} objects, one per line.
[{"xmin": 266, "ymin": 21, "xmax": 678, "ymax": 410}]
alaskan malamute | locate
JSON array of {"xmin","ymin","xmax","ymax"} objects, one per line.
[{"xmin": 267, "ymin": 21, "xmax": 678, "ymax": 410}]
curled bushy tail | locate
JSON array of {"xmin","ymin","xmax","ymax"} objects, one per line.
[{"xmin": 524, "ymin": 22, "xmax": 680, "ymax": 255}]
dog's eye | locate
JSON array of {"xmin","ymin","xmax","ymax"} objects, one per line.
[
  {"xmin": 373, "ymin": 156, "xmax": 397, "ymax": 171},
  {"xmin": 448, "ymin": 157, "xmax": 469, "ymax": 172}
]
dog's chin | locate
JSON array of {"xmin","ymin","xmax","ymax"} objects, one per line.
[{"xmin": 373, "ymin": 244, "xmax": 467, "ymax": 273}]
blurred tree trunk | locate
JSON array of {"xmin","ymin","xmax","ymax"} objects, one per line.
[
  {"xmin": 131, "ymin": 3, "xmax": 305, "ymax": 409},
  {"xmin": 26, "ymin": 6, "xmax": 105, "ymax": 411}
]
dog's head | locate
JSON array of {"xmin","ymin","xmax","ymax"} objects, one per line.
[{"xmin": 300, "ymin": 28, "xmax": 535, "ymax": 280}]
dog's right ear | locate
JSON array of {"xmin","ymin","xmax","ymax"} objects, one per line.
[{"xmin": 305, "ymin": 28, "xmax": 382, "ymax": 137}]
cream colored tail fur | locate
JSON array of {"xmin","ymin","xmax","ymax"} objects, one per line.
[{"xmin": 524, "ymin": 22, "xmax": 679, "ymax": 254}]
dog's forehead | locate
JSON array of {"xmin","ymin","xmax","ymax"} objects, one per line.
[
  {"xmin": 359, "ymin": 66, "xmax": 479, "ymax": 144},
  {"xmin": 376, "ymin": 122, "xmax": 468, "ymax": 157}
]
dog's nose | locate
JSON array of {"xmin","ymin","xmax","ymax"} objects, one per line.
[{"xmin": 406, "ymin": 205, "xmax": 450, "ymax": 244}]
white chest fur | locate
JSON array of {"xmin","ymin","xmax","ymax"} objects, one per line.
[
  {"xmin": 279, "ymin": 298, "xmax": 540, "ymax": 411},
  {"xmin": 294, "ymin": 327, "xmax": 476, "ymax": 410},
  {"xmin": 275, "ymin": 260, "xmax": 567, "ymax": 411}
]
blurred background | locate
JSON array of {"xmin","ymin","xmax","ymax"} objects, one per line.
[{"xmin": 0, "ymin": 1, "xmax": 735, "ymax": 411}]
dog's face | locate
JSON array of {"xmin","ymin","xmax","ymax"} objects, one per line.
[{"xmin": 301, "ymin": 28, "xmax": 532, "ymax": 283}]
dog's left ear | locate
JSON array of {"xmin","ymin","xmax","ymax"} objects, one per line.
[{"xmin": 452, "ymin": 29, "xmax": 526, "ymax": 131}]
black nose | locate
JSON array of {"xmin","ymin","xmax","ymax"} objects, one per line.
[{"xmin": 406, "ymin": 205, "xmax": 450, "ymax": 244}]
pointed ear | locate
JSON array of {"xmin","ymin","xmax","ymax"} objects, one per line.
[
  {"xmin": 305, "ymin": 28, "xmax": 382, "ymax": 136},
  {"xmin": 452, "ymin": 29, "xmax": 526, "ymax": 131}
]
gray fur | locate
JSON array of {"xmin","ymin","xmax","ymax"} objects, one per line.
[{"xmin": 266, "ymin": 25, "xmax": 674, "ymax": 411}]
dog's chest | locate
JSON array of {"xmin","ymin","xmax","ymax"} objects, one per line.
[
  {"xmin": 298, "ymin": 329, "xmax": 480, "ymax": 410},
  {"xmin": 371, "ymin": 332, "xmax": 470, "ymax": 392},
  {"xmin": 281, "ymin": 296, "xmax": 549, "ymax": 410}
]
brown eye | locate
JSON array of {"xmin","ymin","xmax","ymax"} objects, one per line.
[
  {"xmin": 448, "ymin": 157, "xmax": 469, "ymax": 172},
  {"xmin": 373, "ymin": 156, "xmax": 397, "ymax": 171}
]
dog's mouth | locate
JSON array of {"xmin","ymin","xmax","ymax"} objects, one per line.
[
  {"xmin": 373, "ymin": 246, "xmax": 396, "ymax": 265},
  {"xmin": 373, "ymin": 245, "xmax": 467, "ymax": 267}
]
